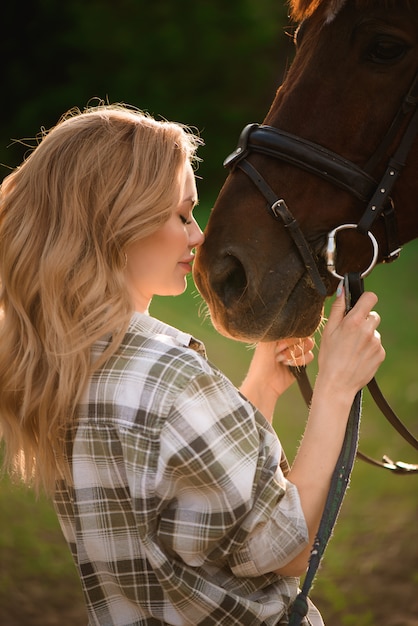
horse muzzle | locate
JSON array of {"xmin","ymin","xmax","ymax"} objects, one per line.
[{"xmin": 194, "ymin": 242, "xmax": 325, "ymax": 341}]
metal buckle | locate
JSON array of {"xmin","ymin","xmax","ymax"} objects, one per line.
[{"xmin": 326, "ymin": 224, "xmax": 379, "ymax": 280}]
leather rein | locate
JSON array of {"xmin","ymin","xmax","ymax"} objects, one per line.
[{"xmin": 224, "ymin": 71, "xmax": 418, "ymax": 475}]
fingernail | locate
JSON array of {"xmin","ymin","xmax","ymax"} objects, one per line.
[{"xmin": 336, "ymin": 279, "xmax": 344, "ymax": 298}]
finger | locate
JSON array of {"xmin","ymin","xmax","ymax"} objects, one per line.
[
  {"xmin": 276, "ymin": 345, "xmax": 315, "ymax": 366},
  {"xmin": 278, "ymin": 351, "xmax": 315, "ymax": 367},
  {"xmin": 275, "ymin": 337, "xmax": 302, "ymax": 352},
  {"xmin": 291, "ymin": 350, "xmax": 315, "ymax": 367},
  {"xmin": 346, "ymin": 291, "xmax": 379, "ymax": 321},
  {"xmin": 366, "ymin": 311, "xmax": 381, "ymax": 328},
  {"xmin": 276, "ymin": 337, "xmax": 314, "ymax": 361},
  {"xmin": 276, "ymin": 336, "xmax": 315, "ymax": 352},
  {"xmin": 325, "ymin": 283, "xmax": 347, "ymax": 331}
]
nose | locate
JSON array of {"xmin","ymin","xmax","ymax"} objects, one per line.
[
  {"xmin": 211, "ymin": 252, "xmax": 248, "ymax": 308},
  {"xmin": 190, "ymin": 217, "xmax": 205, "ymax": 248}
]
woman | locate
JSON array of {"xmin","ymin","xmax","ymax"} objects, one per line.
[{"xmin": 0, "ymin": 104, "xmax": 384, "ymax": 625}]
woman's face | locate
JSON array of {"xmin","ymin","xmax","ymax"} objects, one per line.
[{"xmin": 125, "ymin": 161, "xmax": 204, "ymax": 312}]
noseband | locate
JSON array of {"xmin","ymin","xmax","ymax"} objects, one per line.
[{"xmin": 224, "ymin": 71, "xmax": 418, "ymax": 287}]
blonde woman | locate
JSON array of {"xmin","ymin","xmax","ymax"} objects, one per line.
[{"xmin": 0, "ymin": 105, "xmax": 384, "ymax": 625}]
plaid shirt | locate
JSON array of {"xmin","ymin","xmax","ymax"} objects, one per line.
[{"xmin": 54, "ymin": 312, "xmax": 321, "ymax": 626}]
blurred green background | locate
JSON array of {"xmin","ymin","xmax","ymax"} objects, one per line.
[
  {"xmin": 1, "ymin": 1, "xmax": 417, "ymax": 625},
  {"xmin": 1, "ymin": 0, "xmax": 290, "ymax": 198}
]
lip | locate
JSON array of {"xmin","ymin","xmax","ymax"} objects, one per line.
[
  {"xmin": 179, "ymin": 255, "xmax": 194, "ymax": 265},
  {"xmin": 178, "ymin": 256, "xmax": 194, "ymax": 272}
]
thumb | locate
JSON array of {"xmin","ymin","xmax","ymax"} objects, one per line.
[{"xmin": 326, "ymin": 281, "xmax": 346, "ymax": 331}]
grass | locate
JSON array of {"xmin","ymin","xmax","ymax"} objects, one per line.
[{"xmin": 1, "ymin": 222, "xmax": 417, "ymax": 625}]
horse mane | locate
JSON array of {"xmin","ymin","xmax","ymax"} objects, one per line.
[{"xmin": 289, "ymin": 0, "xmax": 414, "ymax": 21}]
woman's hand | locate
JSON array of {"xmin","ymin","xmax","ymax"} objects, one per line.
[
  {"xmin": 255, "ymin": 336, "xmax": 315, "ymax": 393},
  {"xmin": 239, "ymin": 336, "xmax": 315, "ymax": 422},
  {"xmin": 317, "ymin": 289, "xmax": 385, "ymax": 398}
]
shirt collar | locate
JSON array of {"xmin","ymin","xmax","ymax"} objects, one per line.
[{"xmin": 130, "ymin": 311, "xmax": 206, "ymax": 357}]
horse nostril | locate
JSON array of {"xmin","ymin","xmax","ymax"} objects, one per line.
[{"xmin": 213, "ymin": 255, "xmax": 248, "ymax": 308}]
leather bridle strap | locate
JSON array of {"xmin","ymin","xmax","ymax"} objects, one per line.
[
  {"xmin": 236, "ymin": 159, "xmax": 328, "ymax": 296},
  {"xmin": 290, "ymin": 273, "xmax": 364, "ymax": 626},
  {"xmin": 357, "ymin": 104, "xmax": 418, "ymax": 235},
  {"xmin": 364, "ymin": 71, "xmax": 418, "ymax": 174},
  {"xmin": 289, "ymin": 388, "xmax": 363, "ymax": 626},
  {"xmin": 225, "ymin": 123, "xmax": 377, "ymax": 202}
]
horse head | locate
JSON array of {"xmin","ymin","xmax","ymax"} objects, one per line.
[{"xmin": 194, "ymin": 0, "xmax": 418, "ymax": 341}]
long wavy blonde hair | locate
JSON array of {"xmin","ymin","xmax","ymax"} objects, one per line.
[{"xmin": 0, "ymin": 104, "xmax": 202, "ymax": 493}]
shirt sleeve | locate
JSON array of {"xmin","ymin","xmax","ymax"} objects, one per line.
[{"xmin": 155, "ymin": 371, "xmax": 309, "ymax": 577}]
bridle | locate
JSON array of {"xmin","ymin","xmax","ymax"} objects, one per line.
[
  {"xmin": 224, "ymin": 71, "xmax": 418, "ymax": 291},
  {"xmin": 223, "ymin": 70, "xmax": 418, "ymax": 475}
]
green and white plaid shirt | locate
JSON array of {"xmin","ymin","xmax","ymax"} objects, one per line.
[{"xmin": 54, "ymin": 312, "xmax": 321, "ymax": 626}]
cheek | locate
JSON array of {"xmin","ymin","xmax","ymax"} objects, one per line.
[
  {"xmin": 160, "ymin": 223, "xmax": 188, "ymax": 254},
  {"xmin": 127, "ymin": 220, "xmax": 187, "ymax": 276}
]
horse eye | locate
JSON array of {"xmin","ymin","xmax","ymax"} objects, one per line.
[{"xmin": 366, "ymin": 38, "xmax": 408, "ymax": 64}]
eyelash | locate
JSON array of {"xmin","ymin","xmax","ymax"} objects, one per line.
[{"xmin": 180, "ymin": 215, "xmax": 192, "ymax": 225}]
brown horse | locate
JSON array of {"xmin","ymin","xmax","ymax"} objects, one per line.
[{"xmin": 193, "ymin": 0, "xmax": 418, "ymax": 342}]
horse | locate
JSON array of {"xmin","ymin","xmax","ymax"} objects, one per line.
[{"xmin": 193, "ymin": 0, "xmax": 418, "ymax": 343}]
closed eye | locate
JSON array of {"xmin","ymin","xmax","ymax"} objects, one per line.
[{"xmin": 365, "ymin": 36, "xmax": 409, "ymax": 64}]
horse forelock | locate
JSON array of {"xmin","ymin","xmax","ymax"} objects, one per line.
[
  {"xmin": 289, "ymin": 0, "xmax": 415, "ymax": 22},
  {"xmin": 289, "ymin": 0, "xmax": 346, "ymax": 21}
]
